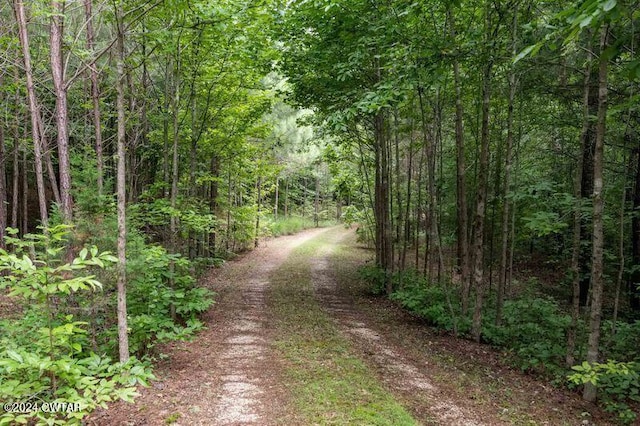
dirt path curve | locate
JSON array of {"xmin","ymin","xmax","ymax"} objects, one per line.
[
  {"xmin": 90, "ymin": 228, "xmax": 327, "ymax": 426},
  {"xmin": 311, "ymin": 228, "xmax": 486, "ymax": 426}
]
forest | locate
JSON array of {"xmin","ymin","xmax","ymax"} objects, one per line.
[{"xmin": 0, "ymin": 0, "xmax": 639, "ymax": 424}]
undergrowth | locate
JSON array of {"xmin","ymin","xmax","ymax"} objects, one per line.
[{"xmin": 360, "ymin": 264, "xmax": 640, "ymax": 424}]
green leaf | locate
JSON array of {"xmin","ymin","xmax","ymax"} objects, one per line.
[
  {"xmin": 601, "ymin": 0, "xmax": 616, "ymax": 12},
  {"xmin": 6, "ymin": 350, "xmax": 23, "ymax": 363}
]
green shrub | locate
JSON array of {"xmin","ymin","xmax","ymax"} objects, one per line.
[
  {"xmin": 569, "ymin": 360, "xmax": 640, "ymax": 424},
  {"xmin": 601, "ymin": 320, "xmax": 640, "ymax": 362},
  {"xmin": 390, "ymin": 273, "xmax": 461, "ymax": 332},
  {"xmin": 482, "ymin": 297, "xmax": 570, "ymax": 374},
  {"xmin": 124, "ymin": 245, "xmax": 215, "ymax": 357},
  {"xmin": 268, "ymin": 215, "xmax": 316, "ymax": 236},
  {"xmin": 358, "ymin": 264, "xmax": 388, "ymax": 295},
  {"xmin": 0, "ymin": 226, "xmax": 153, "ymax": 425}
]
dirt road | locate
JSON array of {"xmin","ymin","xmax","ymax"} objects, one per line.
[{"xmin": 91, "ymin": 226, "xmax": 611, "ymax": 426}]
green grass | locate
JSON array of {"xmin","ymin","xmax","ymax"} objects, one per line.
[
  {"xmin": 269, "ymin": 229, "xmax": 417, "ymax": 425},
  {"xmin": 266, "ymin": 215, "xmax": 336, "ymax": 237}
]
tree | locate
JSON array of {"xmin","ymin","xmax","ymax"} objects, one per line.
[{"xmin": 114, "ymin": 0, "xmax": 129, "ymax": 363}]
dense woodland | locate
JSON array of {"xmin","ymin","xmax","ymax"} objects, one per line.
[{"xmin": 0, "ymin": 0, "xmax": 639, "ymax": 424}]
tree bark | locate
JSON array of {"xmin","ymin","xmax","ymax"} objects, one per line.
[
  {"xmin": 496, "ymin": 7, "xmax": 518, "ymax": 326},
  {"xmin": 566, "ymin": 42, "xmax": 592, "ymax": 368},
  {"xmin": 84, "ymin": 0, "xmax": 104, "ymax": 197},
  {"xmin": 14, "ymin": 0, "xmax": 48, "ymax": 227},
  {"xmin": 631, "ymin": 146, "xmax": 640, "ymax": 311},
  {"xmin": 50, "ymin": 0, "xmax": 73, "ymax": 223},
  {"xmin": 11, "ymin": 130, "xmax": 19, "ymax": 230},
  {"xmin": 115, "ymin": 2, "xmax": 129, "ymax": 363},
  {"xmin": 0, "ymin": 100, "xmax": 7, "ymax": 249},
  {"xmin": 449, "ymin": 8, "xmax": 470, "ymax": 314},
  {"xmin": 314, "ymin": 174, "xmax": 319, "ymax": 227},
  {"xmin": 471, "ymin": 8, "xmax": 494, "ymax": 342},
  {"xmin": 255, "ymin": 176, "xmax": 262, "ymax": 248},
  {"xmin": 584, "ymin": 25, "xmax": 609, "ymax": 403}
]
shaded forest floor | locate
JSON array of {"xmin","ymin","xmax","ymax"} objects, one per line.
[{"xmin": 86, "ymin": 226, "xmax": 614, "ymax": 425}]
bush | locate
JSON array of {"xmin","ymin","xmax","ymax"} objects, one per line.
[
  {"xmin": 358, "ymin": 264, "xmax": 388, "ymax": 295},
  {"xmin": 390, "ymin": 271, "xmax": 461, "ymax": 332},
  {"xmin": 482, "ymin": 297, "xmax": 570, "ymax": 374},
  {"xmin": 569, "ymin": 360, "xmax": 640, "ymax": 424},
  {"xmin": 124, "ymin": 245, "xmax": 215, "ymax": 357},
  {"xmin": 600, "ymin": 320, "xmax": 640, "ymax": 362},
  {"xmin": 0, "ymin": 226, "xmax": 153, "ymax": 425}
]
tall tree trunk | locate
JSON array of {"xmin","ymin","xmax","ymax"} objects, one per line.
[
  {"xmin": 401, "ymin": 120, "xmax": 414, "ymax": 270},
  {"xmin": 115, "ymin": 2, "xmax": 129, "ymax": 363},
  {"xmin": 274, "ymin": 176, "xmax": 279, "ymax": 219},
  {"xmin": 393, "ymin": 111, "xmax": 402, "ymax": 268},
  {"xmin": 255, "ymin": 176, "xmax": 262, "ymax": 248},
  {"xmin": 0, "ymin": 103, "xmax": 7, "ymax": 249},
  {"xmin": 11, "ymin": 131, "xmax": 19, "ymax": 230},
  {"xmin": 22, "ymin": 142, "xmax": 28, "ymax": 234},
  {"xmin": 208, "ymin": 156, "xmax": 219, "ymax": 255},
  {"xmin": 42, "ymin": 132, "xmax": 60, "ymax": 205},
  {"xmin": 449, "ymin": 8, "xmax": 471, "ymax": 314},
  {"xmin": 314, "ymin": 174, "xmax": 320, "ymax": 227},
  {"xmin": 631, "ymin": 146, "xmax": 640, "ymax": 311},
  {"xmin": 584, "ymin": 25, "xmax": 609, "ymax": 403},
  {"xmin": 50, "ymin": 0, "xmax": 73, "ymax": 223},
  {"xmin": 84, "ymin": 0, "xmax": 103, "ymax": 196},
  {"xmin": 374, "ymin": 111, "xmax": 392, "ymax": 293},
  {"xmin": 579, "ymin": 58, "xmax": 598, "ymax": 307},
  {"xmin": 14, "ymin": 0, "xmax": 48, "ymax": 227},
  {"xmin": 471, "ymin": 10, "xmax": 494, "ymax": 343},
  {"xmin": 496, "ymin": 7, "xmax": 518, "ymax": 326},
  {"xmin": 566, "ymin": 42, "xmax": 593, "ymax": 368}
]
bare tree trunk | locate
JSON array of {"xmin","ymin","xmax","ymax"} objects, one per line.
[
  {"xmin": 50, "ymin": 0, "xmax": 73, "ymax": 223},
  {"xmin": 584, "ymin": 25, "xmax": 609, "ymax": 403},
  {"xmin": 401, "ymin": 120, "xmax": 414, "ymax": 270},
  {"xmin": 0, "ymin": 103, "xmax": 7, "ymax": 249},
  {"xmin": 565, "ymin": 44, "xmax": 591, "ymax": 368},
  {"xmin": 21, "ymin": 144, "xmax": 28, "ymax": 234},
  {"xmin": 162, "ymin": 60, "xmax": 171, "ymax": 196},
  {"xmin": 631, "ymin": 147, "xmax": 640, "ymax": 311},
  {"xmin": 284, "ymin": 177, "xmax": 289, "ymax": 217},
  {"xmin": 84, "ymin": 0, "xmax": 103, "ymax": 196},
  {"xmin": 11, "ymin": 131, "xmax": 19, "ymax": 230},
  {"xmin": 471, "ymin": 11, "xmax": 494, "ymax": 343},
  {"xmin": 496, "ymin": 8, "xmax": 518, "ymax": 326},
  {"xmin": 14, "ymin": 0, "xmax": 48, "ymax": 227},
  {"xmin": 314, "ymin": 174, "xmax": 319, "ymax": 227},
  {"xmin": 611, "ymin": 154, "xmax": 628, "ymax": 330},
  {"xmin": 449, "ymin": 8, "xmax": 470, "ymax": 314},
  {"xmin": 414, "ymin": 143, "xmax": 425, "ymax": 271},
  {"xmin": 374, "ymin": 111, "xmax": 392, "ymax": 293},
  {"xmin": 255, "ymin": 176, "xmax": 262, "ymax": 248},
  {"xmin": 42, "ymin": 133, "xmax": 60, "ymax": 205},
  {"xmin": 274, "ymin": 176, "xmax": 279, "ymax": 219},
  {"xmin": 115, "ymin": 2, "xmax": 129, "ymax": 363}
]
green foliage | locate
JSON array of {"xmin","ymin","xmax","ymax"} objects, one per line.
[
  {"xmin": 124, "ymin": 245, "xmax": 215, "ymax": 357},
  {"xmin": 0, "ymin": 226, "xmax": 153, "ymax": 425},
  {"xmin": 358, "ymin": 264, "xmax": 388, "ymax": 295},
  {"xmin": 389, "ymin": 270, "xmax": 462, "ymax": 332},
  {"xmin": 267, "ymin": 215, "xmax": 316, "ymax": 237},
  {"xmin": 600, "ymin": 321, "xmax": 640, "ymax": 362},
  {"xmin": 483, "ymin": 298, "xmax": 570, "ymax": 375},
  {"xmin": 569, "ymin": 360, "xmax": 640, "ymax": 424}
]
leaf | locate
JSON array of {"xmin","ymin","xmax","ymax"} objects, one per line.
[
  {"xmin": 79, "ymin": 248, "xmax": 88, "ymax": 260},
  {"xmin": 601, "ymin": 0, "xmax": 616, "ymax": 12},
  {"xmin": 6, "ymin": 350, "xmax": 23, "ymax": 363}
]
